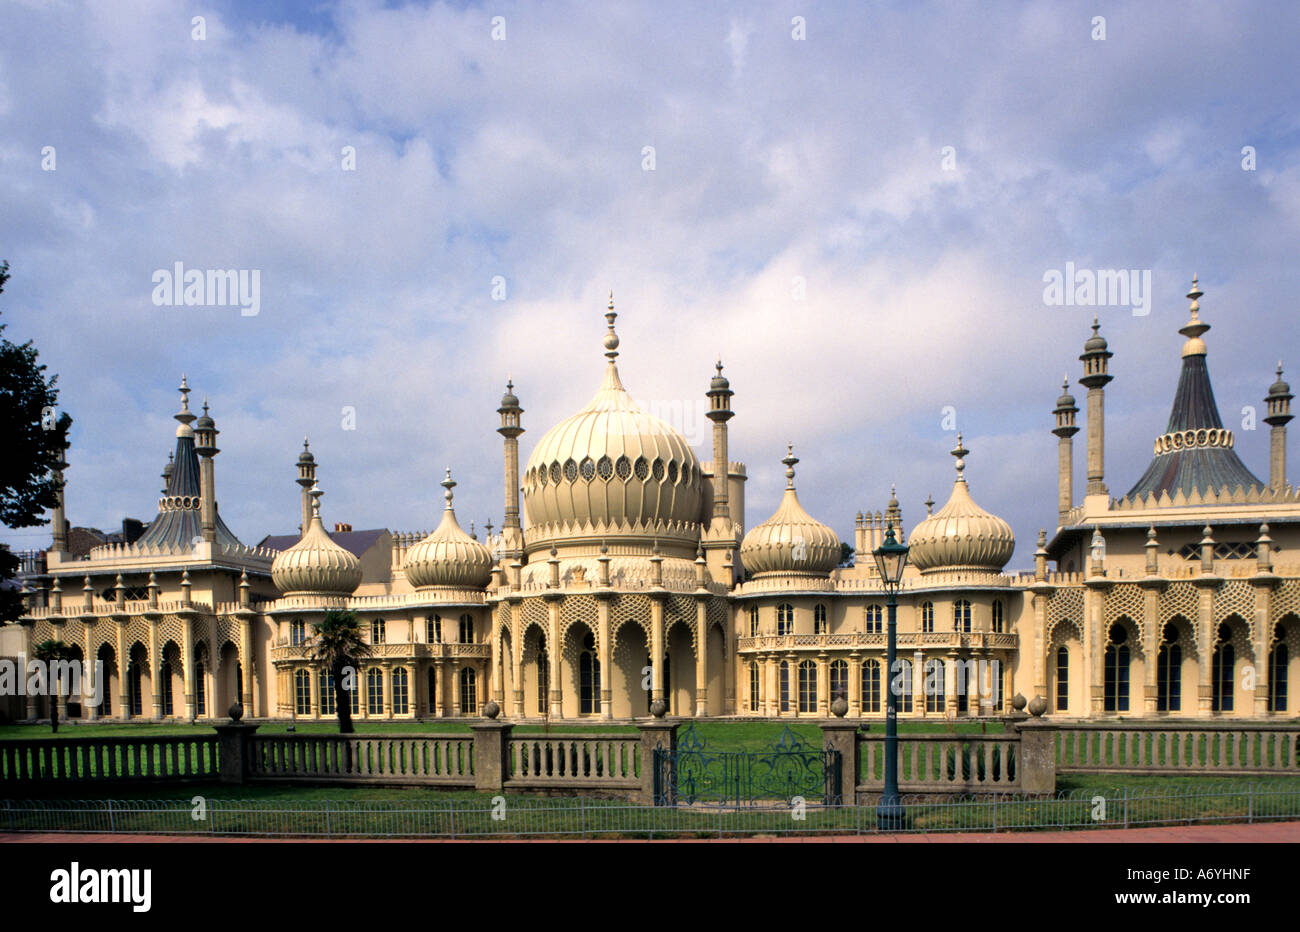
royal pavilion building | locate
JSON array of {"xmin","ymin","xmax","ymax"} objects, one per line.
[{"xmin": 6, "ymin": 280, "xmax": 1300, "ymax": 723}]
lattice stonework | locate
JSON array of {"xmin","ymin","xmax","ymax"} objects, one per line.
[
  {"xmin": 519, "ymin": 599, "xmax": 549, "ymax": 639},
  {"xmin": 31, "ymin": 620, "xmax": 54, "ymax": 644},
  {"xmin": 125, "ymin": 618, "xmax": 151, "ymax": 654},
  {"xmin": 214, "ymin": 618, "xmax": 238, "ymax": 652},
  {"xmin": 1214, "ymin": 581, "xmax": 1258, "ymax": 640},
  {"xmin": 707, "ymin": 599, "xmax": 728, "ymax": 635},
  {"xmin": 158, "ymin": 615, "xmax": 185, "ymax": 649},
  {"xmin": 558, "ymin": 595, "xmax": 599, "ymax": 647},
  {"xmin": 610, "ymin": 593, "xmax": 652, "ymax": 648},
  {"xmin": 90, "ymin": 624, "xmax": 116, "ymax": 657},
  {"xmin": 1103, "ymin": 583, "xmax": 1146, "ymax": 628},
  {"xmin": 665, "ymin": 594, "xmax": 698, "ymax": 654},
  {"xmin": 1046, "ymin": 587, "xmax": 1084, "ymax": 644},
  {"xmin": 1272, "ymin": 580, "xmax": 1300, "ymax": 624},
  {"xmin": 1158, "ymin": 582, "xmax": 1199, "ymax": 626}
]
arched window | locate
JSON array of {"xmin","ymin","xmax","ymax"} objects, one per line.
[
  {"xmin": 779, "ymin": 661, "xmax": 791, "ymax": 712},
  {"xmin": 798, "ymin": 660, "xmax": 818, "ymax": 712},
  {"xmin": 319, "ymin": 670, "xmax": 336, "ymax": 715},
  {"xmin": 459, "ymin": 667, "xmax": 478, "ymax": 716},
  {"xmin": 748, "ymin": 662, "xmax": 760, "ymax": 711},
  {"xmin": 295, "ymin": 669, "xmax": 311, "ymax": 715},
  {"xmin": 777, "ymin": 603, "xmax": 794, "ymax": 636},
  {"xmin": 953, "ymin": 600, "xmax": 971, "ymax": 634},
  {"xmin": 1157, "ymin": 622, "xmax": 1182, "ymax": 712},
  {"xmin": 426, "ymin": 667, "xmax": 436, "ymax": 713},
  {"xmin": 924, "ymin": 659, "xmax": 945, "ymax": 712},
  {"xmin": 392, "ymin": 667, "xmax": 409, "ymax": 715},
  {"xmin": 921, "ymin": 602, "xmax": 934, "ymax": 634},
  {"xmin": 194, "ymin": 658, "xmax": 205, "ymax": 716},
  {"xmin": 537, "ymin": 637, "xmax": 549, "ymax": 715},
  {"xmin": 893, "ymin": 659, "xmax": 914, "ymax": 713},
  {"xmin": 1269, "ymin": 624, "xmax": 1289, "ymax": 713},
  {"xmin": 159, "ymin": 661, "xmax": 173, "ymax": 716},
  {"xmin": 861, "ymin": 659, "xmax": 882, "ymax": 713},
  {"xmin": 1055, "ymin": 646, "xmax": 1069, "ymax": 712},
  {"xmin": 748, "ymin": 605, "xmax": 759, "ymax": 638},
  {"xmin": 992, "ymin": 600, "xmax": 1004, "ymax": 633},
  {"xmin": 97, "ymin": 645, "xmax": 114, "ymax": 717},
  {"xmin": 371, "ymin": 619, "xmax": 386, "ymax": 645},
  {"xmin": 865, "ymin": 605, "xmax": 882, "ymax": 634},
  {"xmin": 128, "ymin": 661, "xmax": 143, "ymax": 717},
  {"xmin": 579, "ymin": 632, "xmax": 600, "ymax": 715},
  {"xmin": 830, "ymin": 659, "xmax": 848, "ymax": 702},
  {"xmin": 367, "ymin": 667, "xmax": 384, "ymax": 715},
  {"xmin": 427, "ymin": 615, "xmax": 442, "ymax": 643},
  {"xmin": 459, "ymin": 614, "xmax": 474, "ymax": 644},
  {"xmin": 290, "ymin": 618, "xmax": 305, "ymax": 646},
  {"xmin": 1212, "ymin": 622, "xmax": 1234, "ymax": 713},
  {"xmin": 814, "ymin": 604, "xmax": 828, "ymax": 635},
  {"xmin": 1104, "ymin": 622, "xmax": 1131, "ymax": 712}
]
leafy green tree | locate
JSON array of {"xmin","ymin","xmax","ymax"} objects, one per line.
[
  {"xmin": 307, "ymin": 610, "xmax": 371, "ymax": 734},
  {"xmin": 31, "ymin": 639, "xmax": 71, "ymax": 732},
  {"xmin": 0, "ymin": 261, "xmax": 73, "ymax": 623},
  {"xmin": 839, "ymin": 541, "xmax": 855, "ymax": 567}
]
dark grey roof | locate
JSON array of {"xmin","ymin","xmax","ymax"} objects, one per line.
[
  {"xmin": 1125, "ymin": 354, "xmax": 1264, "ymax": 500},
  {"xmin": 136, "ymin": 432, "xmax": 245, "ymax": 550},
  {"xmin": 257, "ymin": 528, "xmax": 388, "ymax": 557}
]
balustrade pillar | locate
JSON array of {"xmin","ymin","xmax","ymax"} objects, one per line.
[{"xmin": 695, "ymin": 599, "xmax": 708, "ymax": 717}]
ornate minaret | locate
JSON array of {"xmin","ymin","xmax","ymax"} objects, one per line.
[
  {"xmin": 497, "ymin": 379, "xmax": 524, "ymax": 558},
  {"xmin": 1265, "ymin": 363, "xmax": 1293, "ymax": 490},
  {"xmin": 706, "ymin": 360, "xmax": 734, "ymax": 521},
  {"xmin": 194, "ymin": 398, "xmax": 220, "ymax": 544},
  {"xmin": 296, "ymin": 438, "xmax": 316, "ymax": 534},
  {"xmin": 1052, "ymin": 376, "xmax": 1079, "ymax": 523},
  {"xmin": 1078, "ymin": 317, "xmax": 1112, "ymax": 497}
]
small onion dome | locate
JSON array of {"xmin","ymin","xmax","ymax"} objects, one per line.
[
  {"xmin": 403, "ymin": 468, "xmax": 494, "ymax": 589},
  {"xmin": 194, "ymin": 399, "xmax": 214, "ymax": 432},
  {"xmin": 1268, "ymin": 363, "xmax": 1291, "ymax": 398},
  {"xmin": 710, "ymin": 360, "xmax": 730, "ymax": 391},
  {"xmin": 740, "ymin": 445, "xmax": 840, "ymax": 577},
  {"xmin": 1083, "ymin": 317, "xmax": 1108, "ymax": 353},
  {"xmin": 1055, "ymin": 377, "xmax": 1076, "ymax": 409},
  {"xmin": 907, "ymin": 435, "xmax": 1015, "ymax": 574},
  {"xmin": 500, "ymin": 380, "xmax": 520, "ymax": 409},
  {"xmin": 271, "ymin": 485, "xmax": 362, "ymax": 595},
  {"xmin": 297, "ymin": 437, "xmax": 316, "ymax": 466}
]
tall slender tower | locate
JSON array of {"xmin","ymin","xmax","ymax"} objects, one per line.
[
  {"xmin": 194, "ymin": 399, "xmax": 220, "ymax": 544},
  {"xmin": 295, "ymin": 438, "xmax": 316, "ymax": 535},
  {"xmin": 706, "ymin": 360, "xmax": 734, "ymax": 523},
  {"xmin": 1265, "ymin": 364, "xmax": 1293, "ymax": 490},
  {"xmin": 1079, "ymin": 317, "xmax": 1112, "ymax": 497},
  {"xmin": 497, "ymin": 379, "xmax": 525, "ymax": 558},
  {"xmin": 1052, "ymin": 376, "xmax": 1079, "ymax": 523},
  {"xmin": 50, "ymin": 440, "xmax": 69, "ymax": 555}
]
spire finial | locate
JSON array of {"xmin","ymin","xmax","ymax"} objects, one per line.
[
  {"xmin": 1062, "ymin": 374, "xmax": 1070, "ymax": 392},
  {"xmin": 309, "ymin": 482, "xmax": 323, "ymax": 518},
  {"xmin": 1179, "ymin": 274, "xmax": 1210, "ymax": 353},
  {"xmin": 951, "ymin": 432, "xmax": 969, "ymax": 479},
  {"xmin": 175, "ymin": 374, "xmax": 196, "ymax": 425},
  {"xmin": 716, "ymin": 359, "xmax": 724, "ymax": 376},
  {"xmin": 782, "ymin": 442, "xmax": 798, "ymax": 489},
  {"xmin": 442, "ymin": 467, "xmax": 456, "ymax": 508},
  {"xmin": 202, "ymin": 397, "xmax": 209, "ymax": 417},
  {"xmin": 925, "ymin": 493, "xmax": 935, "ymax": 516},
  {"xmin": 303, "ymin": 436, "xmax": 310, "ymax": 451},
  {"xmin": 603, "ymin": 293, "xmax": 620, "ymax": 360}
]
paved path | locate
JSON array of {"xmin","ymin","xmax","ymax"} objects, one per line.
[{"xmin": 3, "ymin": 821, "xmax": 1298, "ymax": 843}]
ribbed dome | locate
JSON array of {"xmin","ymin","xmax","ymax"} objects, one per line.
[
  {"xmin": 908, "ymin": 436, "xmax": 1015, "ymax": 574},
  {"xmin": 271, "ymin": 486, "xmax": 362, "ymax": 595},
  {"xmin": 403, "ymin": 469, "xmax": 494, "ymax": 589},
  {"xmin": 521, "ymin": 303, "xmax": 702, "ymax": 554},
  {"xmin": 740, "ymin": 446, "xmax": 840, "ymax": 577}
]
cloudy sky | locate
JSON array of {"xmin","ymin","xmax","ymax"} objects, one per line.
[{"xmin": 2, "ymin": 0, "xmax": 1298, "ymax": 568}]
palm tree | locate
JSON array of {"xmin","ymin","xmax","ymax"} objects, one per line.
[
  {"xmin": 31, "ymin": 639, "xmax": 70, "ymax": 733},
  {"xmin": 307, "ymin": 610, "xmax": 371, "ymax": 734}
]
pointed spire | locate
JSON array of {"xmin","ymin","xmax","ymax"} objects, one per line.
[
  {"xmin": 441, "ymin": 467, "xmax": 456, "ymax": 510},
  {"xmin": 310, "ymin": 482, "xmax": 323, "ymax": 519},
  {"xmin": 1180, "ymin": 274, "xmax": 1210, "ymax": 356},
  {"xmin": 925, "ymin": 494, "xmax": 935, "ymax": 516},
  {"xmin": 951, "ymin": 432, "xmax": 969, "ymax": 481},
  {"xmin": 175, "ymin": 374, "xmax": 195, "ymax": 425},
  {"xmin": 603, "ymin": 292, "xmax": 620, "ymax": 361},
  {"xmin": 782, "ymin": 442, "xmax": 798, "ymax": 489}
]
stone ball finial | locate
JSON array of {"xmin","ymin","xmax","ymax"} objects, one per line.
[
  {"xmin": 483, "ymin": 700, "xmax": 501, "ymax": 720},
  {"xmin": 228, "ymin": 702, "xmax": 244, "ymax": 723},
  {"xmin": 1011, "ymin": 693, "xmax": 1027, "ymax": 712},
  {"xmin": 830, "ymin": 696, "xmax": 848, "ymax": 718},
  {"xmin": 649, "ymin": 698, "xmax": 668, "ymax": 719},
  {"xmin": 1027, "ymin": 696, "xmax": 1047, "ymax": 717}
]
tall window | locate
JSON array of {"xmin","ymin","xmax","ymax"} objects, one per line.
[
  {"xmin": 953, "ymin": 600, "xmax": 971, "ymax": 633},
  {"xmin": 97, "ymin": 646, "xmax": 113, "ymax": 716},
  {"xmin": 427, "ymin": 615, "xmax": 442, "ymax": 643},
  {"xmin": 427, "ymin": 667, "xmax": 437, "ymax": 713},
  {"xmin": 777, "ymin": 603, "xmax": 794, "ymax": 636},
  {"xmin": 159, "ymin": 661, "xmax": 173, "ymax": 716},
  {"xmin": 295, "ymin": 669, "xmax": 311, "ymax": 715},
  {"xmin": 814, "ymin": 604, "xmax": 828, "ymax": 635},
  {"xmin": 893, "ymin": 659, "xmax": 914, "ymax": 713},
  {"xmin": 579, "ymin": 632, "xmax": 600, "ymax": 714},
  {"xmin": 346, "ymin": 671, "xmax": 359, "ymax": 714},
  {"xmin": 748, "ymin": 605, "xmax": 759, "ymax": 637},
  {"xmin": 779, "ymin": 661, "xmax": 791, "ymax": 712},
  {"xmin": 925, "ymin": 659, "xmax": 945, "ymax": 713},
  {"xmin": 459, "ymin": 667, "xmax": 477, "ymax": 716},
  {"xmin": 1269, "ymin": 624, "xmax": 1289, "ymax": 713},
  {"xmin": 1055, "ymin": 646, "xmax": 1069, "ymax": 712},
  {"xmin": 391, "ymin": 667, "xmax": 409, "ymax": 715},
  {"xmin": 459, "ymin": 614, "xmax": 474, "ymax": 644},
  {"xmin": 862, "ymin": 659, "xmax": 882, "ymax": 713},
  {"xmin": 797, "ymin": 660, "xmax": 817, "ymax": 713},
  {"xmin": 1104, "ymin": 622, "xmax": 1131, "ymax": 712},
  {"xmin": 128, "ymin": 662, "xmax": 143, "ymax": 717},
  {"xmin": 319, "ymin": 670, "xmax": 336, "ymax": 715},
  {"xmin": 748, "ymin": 662, "xmax": 760, "ymax": 711},
  {"xmin": 1157, "ymin": 622, "xmax": 1182, "ymax": 712},
  {"xmin": 865, "ymin": 605, "xmax": 882, "ymax": 634},
  {"xmin": 194, "ymin": 659, "xmax": 205, "ymax": 716},
  {"xmin": 290, "ymin": 618, "xmax": 305, "ymax": 646},
  {"xmin": 371, "ymin": 619, "xmax": 386, "ymax": 644},
  {"xmin": 992, "ymin": 600, "xmax": 1004, "ymax": 633},
  {"xmin": 829, "ymin": 659, "xmax": 848, "ymax": 702},
  {"xmin": 1212, "ymin": 622, "xmax": 1234, "ymax": 713},
  {"xmin": 921, "ymin": 602, "xmax": 934, "ymax": 634},
  {"xmin": 537, "ymin": 638, "xmax": 549, "ymax": 714},
  {"xmin": 367, "ymin": 667, "xmax": 384, "ymax": 715}
]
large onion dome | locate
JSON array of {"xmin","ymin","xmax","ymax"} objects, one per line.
[
  {"xmin": 403, "ymin": 469, "xmax": 494, "ymax": 589},
  {"xmin": 271, "ymin": 485, "xmax": 363, "ymax": 595},
  {"xmin": 740, "ymin": 445, "xmax": 840, "ymax": 578},
  {"xmin": 907, "ymin": 435, "xmax": 1015, "ymax": 574},
  {"xmin": 521, "ymin": 298, "xmax": 703, "ymax": 556}
]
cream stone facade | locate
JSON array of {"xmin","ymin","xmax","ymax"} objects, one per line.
[{"xmin": 6, "ymin": 281, "xmax": 1300, "ymax": 723}]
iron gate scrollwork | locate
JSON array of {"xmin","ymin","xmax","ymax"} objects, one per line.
[{"xmin": 653, "ymin": 723, "xmax": 842, "ymax": 807}]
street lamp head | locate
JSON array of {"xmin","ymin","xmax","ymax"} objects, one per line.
[{"xmin": 873, "ymin": 522, "xmax": 910, "ymax": 591}]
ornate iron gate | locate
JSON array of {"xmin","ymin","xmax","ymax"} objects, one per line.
[{"xmin": 653, "ymin": 724, "xmax": 842, "ymax": 807}]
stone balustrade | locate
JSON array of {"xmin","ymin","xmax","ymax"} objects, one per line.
[{"xmin": 1053, "ymin": 722, "xmax": 1300, "ymax": 775}]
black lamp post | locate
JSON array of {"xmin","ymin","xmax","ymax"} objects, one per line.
[{"xmin": 873, "ymin": 522, "xmax": 909, "ymax": 830}]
